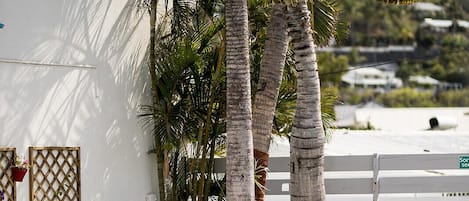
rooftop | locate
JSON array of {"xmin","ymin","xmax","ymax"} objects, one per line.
[
  {"xmin": 413, "ymin": 2, "xmax": 445, "ymax": 12},
  {"xmin": 422, "ymin": 18, "xmax": 469, "ymax": 29},
  {"xmin": 341, "ymin": 67, "xmax": 403, "ymax": 88},
  {"xmin": 423, "ymin": 18, "xmax": 452, "ymax": 28},
  {"xmin": 355, "ymin": 107, "xmax": 469, "ymax": 132},
  {"xmin": 409, "ymin": 75, "xmax": 440, "ymax": 85}
]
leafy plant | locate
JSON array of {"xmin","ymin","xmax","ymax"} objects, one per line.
[
  {"xmin": 141, "ymin": 1, "xmax": 227, "ymax": 200},
  {"xmin": 376, "ymin": 88, "xmax": 436, "ymax": 107},
  {"xmin": 254, "ymin": 160, "xmax": 269, "ymax": 193}
]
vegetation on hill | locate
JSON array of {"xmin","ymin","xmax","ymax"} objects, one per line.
[
  {"xmin": 338, "ymin": 0, "xmax": 469, "ymax": 46},
  {"xmin": 337, "ymin": 87, "xmax": 469, "ymax": 107},
  {"xmin": 339, "ymin": 0, "xmax": 416, "ymax": 46},
  {"xmin": 321, "ymin": 0, "xmax": 469, "ymax": 107}
]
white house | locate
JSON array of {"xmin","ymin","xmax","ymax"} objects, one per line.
[
  {"xmin": 0, "ymin": 1, "xmax": 167, "ymax": 201},
  {"xmin": 409, "ymin": 75, "xmax": 440, "ymax": 86},
  {"xmin": 421, "ymin": 18, "xmax": 469, "ymax": 32},
  {"xmin": 412, "ymin": 2, "xmax": 445, "ymax": 13},
  {"xmin": 341, "ymin": 67, "xmax": 403, "ymax": 91}
]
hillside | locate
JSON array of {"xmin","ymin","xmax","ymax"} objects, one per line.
[{"xmin": 317, "ymin": 1, "xmax": 469, "ymax": 107}]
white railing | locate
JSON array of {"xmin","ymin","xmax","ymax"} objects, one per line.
[{"xmin": 213, "ymin": 153, "xmax": 469, "ymax": 201}]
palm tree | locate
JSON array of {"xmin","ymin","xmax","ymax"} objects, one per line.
[
  {"xmin": 225, "ymin": 0, "xmax": 255, "ymax": 200},
  {"xmin": 251, "ymin": 0, "xmax": 341, "ymax": 200},
  {"xmin": 252, "ymin": 2, "xmax": 288, "ymax": 201},
  {"xmin": 286, "ymin": 1, "xmax": 414, "ymax": 200},
  {"xmin": 143, "ymin": 1, "xmax": 228, "ymax": 200},
  {"xmin": 287, "ymin": 1, "xmax": 326, "ymax": 200},
  {"xmin": 147, "ymin": 1, "xmax": 166, "ymax": 200}
]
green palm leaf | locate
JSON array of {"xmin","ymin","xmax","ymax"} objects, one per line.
[{"xmin": 312, "ymin": 0, "xmax": 338, "ymax": 46}]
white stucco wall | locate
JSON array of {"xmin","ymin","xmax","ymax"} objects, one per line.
[{"xmin": 0, "ymin": 0, "xmax": 159, "ymax": 200}]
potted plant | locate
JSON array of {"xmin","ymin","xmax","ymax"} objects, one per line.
[{"xmin": 10, "ymin": 155, "xmax": 29, "ymax": 182}]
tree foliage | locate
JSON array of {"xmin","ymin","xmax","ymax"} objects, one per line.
[
  {"xmin": 377, "ymin": 88, "xmax": 436, "ymax": 107},
  {"xmin": 318, "ymin": 52, "xmax": 349, "ymax": 86},
  {"xmin": 141, "ymin": 1, "xmax": 228, "ymax": 200},
  {"xmin": 339, "ymin": 0, "xmax": 416, "ymax": 45}
]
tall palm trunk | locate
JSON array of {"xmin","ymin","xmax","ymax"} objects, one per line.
[
  {"xmin": 225, "ymin": 0, "xmax": 255, "ymax": 200},
  {"xmin": 148, "ymin": 0, "xmax": 166, "ymax": 201},
  {"xmin": 287, "ymin": 0, "xmax": 326, "ymax": 200},
  {"xmin": 252, "ymin": 2, "xmax": 288, "ymax": 201}
]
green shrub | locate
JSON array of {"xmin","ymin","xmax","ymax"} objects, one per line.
[
  {"xmin": 376, "ymin": 88, "xmax": 436, "ymax": 107},
  {"xmin": 436, "ymin": 88, "xmax": 469, "ymax": 107},
  {"xmin": 339, "ymin": 88, "xmax": 378, "ymax": 105}
]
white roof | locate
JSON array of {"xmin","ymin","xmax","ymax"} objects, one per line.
[
  {"xmin": 422, "ymin": 18, "xmax": 452, "ymax": 28},
  {"xmin": 335, "ymin": 103, "xmax": 385, "ymax": 127},
  {"xmin": 353, "ymin": 67, "xmax": 384, "ymax": 75},
  {"xmin": 422, "ymin": 18, "xmax": 469, "ymax": 29},
  {"xmin": 409, "ymin": 75, "xmax": 440, "ymax": 85},
  {"xmin": 355, "ymin": 107, "xmax": 469, "ymax": 132},
  {"xmin": 342, "ymin": 68, "xmax": 384, "ymax": 82},
  {"xmin": 375, "ymin": 63, "xmax": 399, "ymax": 72},
  {"xmin": 269, "ymin": 130, "xmax": 469, "ymax": 157},
  {"xmin": 342, "ymin": 68, "xmax": 402, "ymax": 87},
  {"xmin": 351, "ymin": 78, "xmax": 387, "ymax": 86},
  {"xmin": 457, "ymin": 20, "xmax": 469, "ymax": 28},
  {"xmin": 413, "ymin": 2, "xmax": 444, "ymax": 12},
  {"xmin": 334, "ymin": 105, "xmax": 358, "ymax": 127},
  {"xmin": 326, "ymin": 130, "xmax": 469, "ymax": 155}
]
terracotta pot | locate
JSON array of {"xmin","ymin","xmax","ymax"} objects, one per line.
[{"xmin": 11, "ymin": 166, "xmax": 28, "ymax": 182}]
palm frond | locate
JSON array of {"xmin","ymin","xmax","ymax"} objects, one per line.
[
  {"xmin": 321, "ymin": 87, "xmax": 339, "ymax": 141},
  {"xmin": 333, "ymin": 10, "xmax": 349, "ymax": 45},
  {"xmin": 171, "ymin": 0, "xmax": 196, "ymax": 36},
  {"xmin": 273, "ymin": 83, "xmax": 296, "ymax": 136},
  {"xmin": 322, "ymin": 112, "xmax": 335, "ymax": 142},
  {"xmin": 312, "ymin": 0, "xmax": 337, "ymax": 46},
  {"xmin": 254, "ymin": 160, "xmax": 269, "ymax": 192}
]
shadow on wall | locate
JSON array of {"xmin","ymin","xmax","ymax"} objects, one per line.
[{"xmin": 0, "ymin": 0, "xmax": 155, "ymax": 200}]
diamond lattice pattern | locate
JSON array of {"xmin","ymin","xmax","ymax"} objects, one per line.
[
  {"xmin": 29, "ymin": 147, "xmax": 80, "ymax": 201},
  {"xmin": 0, "ymin": 148, "xmax": 16, "ymax": 201}
]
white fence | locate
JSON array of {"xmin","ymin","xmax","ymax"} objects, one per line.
[{"xmin": 213, "ymin": 153, "xmax": 469, "ymax": 201}]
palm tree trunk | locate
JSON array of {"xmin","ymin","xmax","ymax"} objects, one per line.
[
  {"xmin": 287, "ymin": 0, "xmax": 326, "ymax": 201},
  {"xmin": 149, "ymin": 0, "xmax": 166, "ymax": 201},
  {"xmin": 252, "ymin": 2, "xmax": 288, "ymax": 201},
  {"xmin": 225, "ymin": 0, "xmax": 255, "ymax": 200}
]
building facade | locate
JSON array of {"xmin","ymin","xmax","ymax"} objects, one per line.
[{"xmin": 0, "ymin": 1, "xmax": 160, "ymax": 200}]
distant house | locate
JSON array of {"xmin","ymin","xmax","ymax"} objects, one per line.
[
  {"xmin": 409, "ymin": 75, "xmax": 463, "ymax": 90},
  {"xmin": 421, "ymin": 18, "xmax": 452, "ymax": 32},
  {"xmin": 341, "ymin": 66, "xmax": 403, "ymax": 91},
  {"xmin": 412, "ymin": 2, "xmax": 445, "ymax": 20},
  {"xmin": 409, "ymin": 75, "xmax": 440, "ymax": 88},
  {"xmin": 413, "ymin": 2, "xmax": 445, "ymax": 12},
  {"xmin": 438, "ymin": 82, "xmax": 464, "ymax": 90},
  {"xmin": 421, "ymin": 18, "xmax": 469, "ymax": 32}
]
